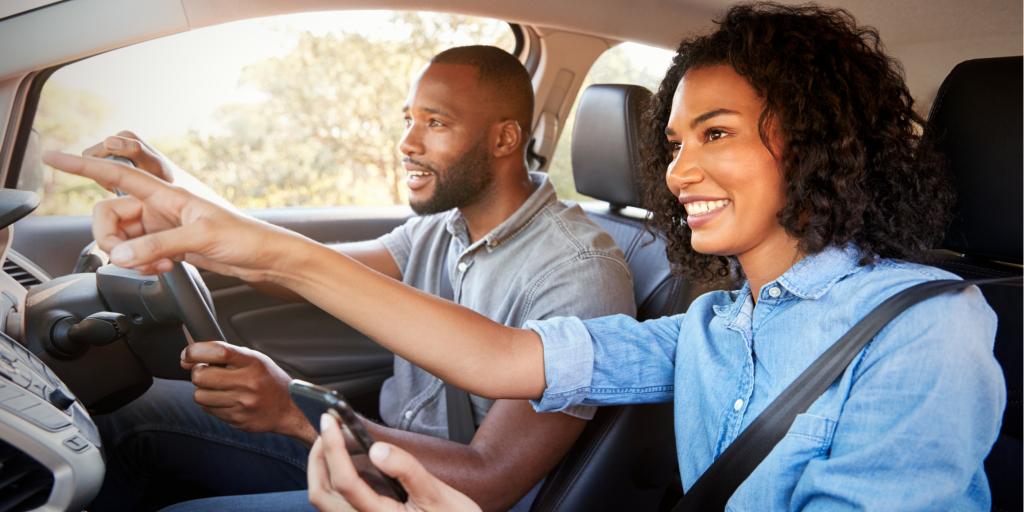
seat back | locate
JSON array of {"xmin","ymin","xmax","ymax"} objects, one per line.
[
  {"xmin": 530, "ymin": 84, "xmax": 696, "ymax": 511},
  {"xmin": 923, "ymin": 56, "xmax": 1022, "ymax": 512}
]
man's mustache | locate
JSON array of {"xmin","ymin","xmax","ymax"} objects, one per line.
[{"xmin": 402, "ymin": 157, "xmax": 438, "ymax": 173}]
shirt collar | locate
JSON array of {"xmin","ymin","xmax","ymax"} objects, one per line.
[
  {"xmin": 713, "ymin": 244, "xmax": 864, "ymax": 319},
  {"xmin": 444, "ymin": 172, "xmax": 556, "ymax": 251},
  {"xmin": 774, "ymin": 244, "xmax": 864, "ymax": 300}
]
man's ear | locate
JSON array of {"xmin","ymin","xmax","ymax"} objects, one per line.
[{"xmin": 492, "ymin": 120, "xmax": 522, "ymax": 158}]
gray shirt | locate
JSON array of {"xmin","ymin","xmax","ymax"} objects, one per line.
[{"xmin": 378, "ymin": 172, "xmax": 636, "ymax": 439}]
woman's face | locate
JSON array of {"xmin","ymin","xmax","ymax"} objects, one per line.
[{"xmin": 664, "ymin": 65, "xmax": 794, "ymax": 262}]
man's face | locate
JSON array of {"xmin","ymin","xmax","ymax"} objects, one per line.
[{"xmin": 399, "ymin": 63, "xmax": 497, "ymax": 215}]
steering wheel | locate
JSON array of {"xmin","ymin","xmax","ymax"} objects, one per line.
[{"xmin": 158, "ymin": 262, "xmax": 226, "ymax": 343}]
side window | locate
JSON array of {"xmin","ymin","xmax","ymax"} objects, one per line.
[
  {"xmin": 546, "ymin": 42, "xmax": 674, "ymax": 202},
  {"xmin": 25, "ymin": 11, "xmax": 514, "ymax": 215}
]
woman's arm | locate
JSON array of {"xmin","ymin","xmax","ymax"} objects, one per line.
[
  {"xmin": 277, "ymin": 239, "xmax": 546, "ymax": 399},
  {"xmin": 42, "ymin": 151, "xmax": 547, "ymax": 400}
]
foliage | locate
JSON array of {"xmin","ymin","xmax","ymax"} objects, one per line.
[
  {"xmin": 160, "ymin": 12, "xmax": 514, "ymax": 209},
  {"xmin": 30, "ymin": 12, "xmax": 668, "ymax": 215},
  {"xmin": 25, "ymin": 84, "xmax": 113, "ymax": 215}
]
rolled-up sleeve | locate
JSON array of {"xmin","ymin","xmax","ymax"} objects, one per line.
[{"xmin": 527, "ymin": 313, "xmax": 684, "ymax": 413}]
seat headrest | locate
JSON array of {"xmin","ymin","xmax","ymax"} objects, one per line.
[
  {"xmin": 926, "ymin": 56, "xmax": 1023, "ymax": 263},
  {"xmin": 571, "ymin": 84, "xmax": 652, "ymax": 208}
]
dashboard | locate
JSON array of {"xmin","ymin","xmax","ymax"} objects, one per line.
[
  {"xmin": 0, "ymin": 189, "xmax": 202, "ymax": 511},
  {"xmin": 0, "ymin": 190, "xmax": 105, "ymax": 511}
]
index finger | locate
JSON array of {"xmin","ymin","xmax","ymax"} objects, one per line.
[{"xmin": 42, "ymin": 151, "xmax": 167, "ymax": 200}]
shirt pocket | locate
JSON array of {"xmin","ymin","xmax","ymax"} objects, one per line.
[
  {"xmin": 726, "ymin": 413, "xmax": 838, "ymax": 511},
  {"xmin": 783, "ymin": 412, "xmax": 836, "ymax": 457}
]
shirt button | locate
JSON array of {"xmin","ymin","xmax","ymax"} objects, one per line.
[
  {"xmin": 733, "ymin": 399, "xmax": 744, "ymax": 412},
  {"xmin": 456, "ymin": 261, "xmax": 469, "ymax": 273},
  {"xmin": 767, "ymin": 286, "xmax": 782, "ymax": 298},
  {"xmin": 404, "ymin": 410, "xmax": 413, "ymax": 420}
]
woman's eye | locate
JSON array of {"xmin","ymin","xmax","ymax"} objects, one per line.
[
  {"xmin": 668, "ymin": 141, "xmax": 682, "ymax": 156},
  {"xmin": 704, "ymin": 128, "xmax": 727, "ymax": 142}
]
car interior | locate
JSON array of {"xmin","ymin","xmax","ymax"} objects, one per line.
[{"xmin": 0, "ymin": 1, "xmax": 1019, "ymax": 511}]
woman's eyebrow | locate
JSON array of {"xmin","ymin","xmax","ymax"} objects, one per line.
[{"xmin": 690, "ymin": 108, "xmax": 739, "ymax": 129}]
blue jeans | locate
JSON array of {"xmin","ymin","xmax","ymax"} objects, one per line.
[
  {"xmin": 91, "ymin": 378, "xmax": 310, "ymax": 511},
  {"xmin": 161, "ymin": 490, "xmax": 315, "ymax": 512}
]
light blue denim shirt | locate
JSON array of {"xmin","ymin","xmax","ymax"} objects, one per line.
[{"xmin": 528, "ymin": 245, "xmax": 1005, "ymax": 510}]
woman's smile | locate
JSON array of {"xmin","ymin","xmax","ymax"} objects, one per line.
[{"xmin": 680, "ymin": 196, "xmax": 731, "ymax": 228}]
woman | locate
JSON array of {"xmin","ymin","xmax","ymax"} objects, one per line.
[{"xmin": 45, "ymin": 3, "xmax": 1003, "ymax": 510}]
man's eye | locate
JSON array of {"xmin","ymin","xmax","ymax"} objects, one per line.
[
  {"xmin": 428, "ymin": 119, "xmax": 444, "ymax": 128},
  {"xmin": 403, "ymin": 117, "xmax": 412, "ymax": 128}
]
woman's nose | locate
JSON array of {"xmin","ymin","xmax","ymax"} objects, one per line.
[{"xmin": 665, "ymin": 152, "xmax": 703, "ymax": 196}]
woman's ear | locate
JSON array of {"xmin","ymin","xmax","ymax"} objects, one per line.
[{"xmin": 492, "ymin": 120, "xmax": 523, "ymax": 158}]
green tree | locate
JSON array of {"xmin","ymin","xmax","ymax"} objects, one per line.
[{"xmin": 28, "ymin": 84, "xmax": 113, "ymax": 214}]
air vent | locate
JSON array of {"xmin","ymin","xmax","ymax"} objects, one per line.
[
  {"xmin": 3, "ymin": 259, "xmax": 40, "ymax": 288},
  {"xmin": 0, "ymin": 439, "xmax": 53, "ymax": 512},
  {"xmin": 2, "ymin": 251, "xmax": 48, "ymax": 289}
]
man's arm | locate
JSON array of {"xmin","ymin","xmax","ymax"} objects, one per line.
[{"xmin": 364, "ymin": 400, "xmax": 584, "ymax": 512}]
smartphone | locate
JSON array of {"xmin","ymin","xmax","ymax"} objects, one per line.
[{"xmin": 289, "ymin": 379, "xmax": 408, "ymax": 501}]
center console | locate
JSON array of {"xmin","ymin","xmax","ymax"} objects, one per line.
[{"xmin": 0, "ymin": 315, "xmax": 104, "ymax": 511}]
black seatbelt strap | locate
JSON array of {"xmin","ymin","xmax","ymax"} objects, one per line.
[
  {"xmin": 673, "ymin": 276, "xmax": 1021, "ymax": 511},
  {"xmin": 438, "ymin": 249, "xmax": 477, "ymax": 444}
]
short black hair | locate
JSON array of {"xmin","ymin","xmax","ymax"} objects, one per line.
[
  {"xmin": 431, "ymin": 45, "xmax": 534, "ymax": 140},
  {"xmin": 640, "ymin": 2, "xmax": 953, "ymax": 283}
]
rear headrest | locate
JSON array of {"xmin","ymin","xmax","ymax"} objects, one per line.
[
  {"xmin": 926, "ymin": 56, "xmax": 1023, "ymax": 263},
  {"xmin": 571, "ymin": 84, "xmax": 652, "ymax": 208}
]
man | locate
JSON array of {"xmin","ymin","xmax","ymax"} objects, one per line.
[{"xmin": 86, "ymin": 45, "xmax": 635, "ymax": 511}]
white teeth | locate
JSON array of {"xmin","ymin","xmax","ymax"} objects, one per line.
[
  {"xmin": 684, "ymin": 199, "xmax": 730, "ymax": 216},
  {"xmin": 408, "ymin": 171, "xmax": 432, "ymax": 178}
]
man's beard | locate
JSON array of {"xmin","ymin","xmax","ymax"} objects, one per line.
[{"xmin": 408, "ymin": 138, "xmax": 494, "ymax": 215}]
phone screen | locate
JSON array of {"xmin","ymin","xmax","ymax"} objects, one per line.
[{"xmin": 289, "ymin": 379, "xmax": 408, "ymax": 501}]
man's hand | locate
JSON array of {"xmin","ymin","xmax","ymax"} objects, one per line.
[
  {"xmin": 182, "ymin": 341, "xmax": 317, "ymax": 443},
  {"xmin": 41, "ymin": 151, "xmax": 306, "ymax": 282},
  {"xmin": 308, "ymin": 414, "xmax": 481, "ymax": 512},
  {"xmin": 83, "ymin": 130, "xmax": 176, "ymax": 183}
]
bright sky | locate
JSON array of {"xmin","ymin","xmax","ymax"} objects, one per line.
[
  {"xmin": 46, "ymin": 10, "xmax": 672, "ymax": 151},
  {"xmin": 48, "ymin": 11, "xmax": 405, "ymax": 147}
]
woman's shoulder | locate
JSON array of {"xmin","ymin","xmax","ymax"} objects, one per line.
[
  {"xmin": 843, "ymin": 257, "xmax": 998, "ymax": 365},
  {"xmin": 839, "ymin": 257, "xmax": 976, "ymax": 304}
]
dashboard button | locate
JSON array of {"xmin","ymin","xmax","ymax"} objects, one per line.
[
  {"xmin": 19, "ymin": 403, "xmax": 72, "ymax": 431},
  {"xmin": 7, "ymin": 370, "xmax": 30, "ymax": 388},
  {"xmin": 63, "ymin": 435, "xmax": 90, "ymax": 452},
  {"xmin": 28, "ymin": 379, "xmax": 48, "ymax": 399},
  {"xmin": 2, "ymin": 394, "xmax": 37, "ymax": 411}
]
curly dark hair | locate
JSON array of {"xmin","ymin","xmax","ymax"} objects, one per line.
[{"xmin": 640, "ymin": 2, "xmax": 953, "ymax": 283}]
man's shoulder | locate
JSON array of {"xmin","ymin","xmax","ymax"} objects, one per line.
[{"xmin": 525, "ymin": 201, "xmax": 628, "ymax": 263}]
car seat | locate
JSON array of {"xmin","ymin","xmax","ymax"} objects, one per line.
[
  {"xmin": 529, "ymin": 84, "xmax": 698, "ymax": 511},
  {"xmin": 923, "ymin": 56, "xmax": 1022, "ymax": 512}
]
